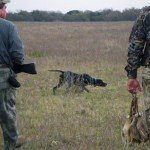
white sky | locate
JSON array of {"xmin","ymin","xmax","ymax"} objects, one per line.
[{"xmin": 7, "ymin": 0, "xmax": 149, "ymax": 13}]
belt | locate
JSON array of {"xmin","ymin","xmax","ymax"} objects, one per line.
[{"xmin": 0, "ymin": 64, "xmax": 9, "ymax": 68}]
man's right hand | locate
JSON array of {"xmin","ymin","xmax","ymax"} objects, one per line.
[{"xmin": 127, "ymin": 79, "xmax": 141, "ymax": 94}]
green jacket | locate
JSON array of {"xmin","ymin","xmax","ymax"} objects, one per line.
[
  {"xmin": 0, "ymin": 18, "xmax": 24, "ymax": 67},
  {"xmin": 125, "ymin": 6, "xmax": 150, "ymax": 78}
]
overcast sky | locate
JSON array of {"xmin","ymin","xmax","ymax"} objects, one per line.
[{"xmin": 7, "ymin": 0, "xmax": 149, "ymax": 13}]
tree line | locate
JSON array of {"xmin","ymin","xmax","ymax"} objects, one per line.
[{"xmin": 7, "ymin": 8, "xmax": 141, "ymax": 22}]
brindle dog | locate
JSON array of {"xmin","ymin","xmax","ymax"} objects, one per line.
[{"xmin": 49, "ymin": 70, "xmax": 107, "ymax": 95}]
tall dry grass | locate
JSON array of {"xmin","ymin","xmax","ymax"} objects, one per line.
[{"xmin": 0, "ymin": 22, "xmax": 148, "ymax": 150}]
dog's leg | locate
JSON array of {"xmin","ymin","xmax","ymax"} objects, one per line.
[
  {"xmin": 83, "ymin": 87, "xmax": 90, "ymax": 93},
  {"xmin": 65, "ymin": 82, "xmax": 72, "ymax": 94},
  {"xmin": 53, "ymin": 78, "xmax": 64, "ymax": 95},
  {"xmin": 53, "ymin": 83, "xmax": 63, "ymax": 95},
  {"xmin": 65, "ymin": 75, "xmax": 73, "ymax": 94},
  {"xmin": 77, "ymin": 86, "xmax": 90, "ymax": 93}
]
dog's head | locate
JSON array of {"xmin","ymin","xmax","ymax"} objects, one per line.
[
  {"xmin": 82, "ymin": 74, "xmax": 107, "ymax": 87},
  {"xmin": 92, "ymin": 79, "xmax": 107, "ymax": 87}
]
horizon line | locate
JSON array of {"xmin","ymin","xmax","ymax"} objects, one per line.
[{"xmin": 7, "ymin": 6, "xmax": 142, "ymax": 13}]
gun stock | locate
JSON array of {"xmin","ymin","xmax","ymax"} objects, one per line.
[{"xmin": 13, "ymin": 63, "xmax": 37, "ymax": 74}]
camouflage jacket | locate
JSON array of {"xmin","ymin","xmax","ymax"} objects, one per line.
[
  {"xmin": 125, "ymin": 6, "xmax": 150, "ymax": 79},
  {"xmin": 0, "ymin": 18, "xmax": 24, "ymax": 68}
]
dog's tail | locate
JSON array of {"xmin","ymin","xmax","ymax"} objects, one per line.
[{"xmin": 48, "ymin": 70, "xmax": 64, "ymax": 73}]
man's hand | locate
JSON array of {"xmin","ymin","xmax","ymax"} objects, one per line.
[{"xmin": 127, "ymin": 79, "xmax": 141, "ymax": 94}]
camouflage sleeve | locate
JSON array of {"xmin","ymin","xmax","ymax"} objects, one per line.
[
  {"xmin": 8, "ymin": 24, "xmax": 24, "ymax": 65},
  {"xmin": 125, "ymin": 11, "xmax": 146, "ymax": 79}
]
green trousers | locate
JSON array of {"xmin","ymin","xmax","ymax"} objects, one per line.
[
  {"xmin": 142, "ymin": 67, "xmax": 150, "ymax": 134},
  {"xmin": 0, "ymin": 68, "xmax": 18, "ymax": 150}
]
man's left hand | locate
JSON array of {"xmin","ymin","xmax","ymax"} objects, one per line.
[{"xmin": 127, "ymin": 79, "xmax": 141, "ymax": 94}]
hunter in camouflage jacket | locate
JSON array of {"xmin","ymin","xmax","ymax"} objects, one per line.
[{"xmin": 126, "ymin": 6, "xmax": 150, "ymax": 135}]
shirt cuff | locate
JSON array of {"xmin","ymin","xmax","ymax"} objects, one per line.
[{"xmin": 125, "ymin": 66, "xmax": 137, "ymax": 79}]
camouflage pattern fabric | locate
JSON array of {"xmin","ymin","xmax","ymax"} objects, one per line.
[
  {"xmin": 125, "ymin": 7, "xmax": 150, "ymax": 78},
  {"xmin": 142, "ymin": 67, "xmax": 150, "ymax": 133},
  {"xmin": 0, "ymin": 68, "xmax": 18, "ymax": 150}
]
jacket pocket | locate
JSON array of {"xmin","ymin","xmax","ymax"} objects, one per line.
[{"xmin": 0, "ymin": 68, "xmax": 10, "ymax": 90}]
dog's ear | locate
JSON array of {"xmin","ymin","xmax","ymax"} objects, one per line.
[
  {"xmin": 82, "ymin": 74, "xmax": 91, "ymax": 84},
  {"xmin": 83, "ymin": 78, "xmax": 89, "ymax": 84}
]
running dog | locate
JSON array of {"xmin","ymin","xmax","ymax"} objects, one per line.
[{"xmin": 49, "ymin": 70, "xmax": 107, "ymax": 95}]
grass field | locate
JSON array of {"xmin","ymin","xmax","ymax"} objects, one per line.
[{"xmin": 0, "ymin": 22, "xmax": 149, "ymax": 150}]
